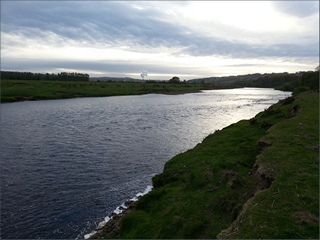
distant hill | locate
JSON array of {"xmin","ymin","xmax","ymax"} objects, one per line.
[
  {"xmin": 188, "ymin": 72, "xmax": 304, "ymax": 85},
  {"xmin": 187, "ymin": 72, "xmax": 313, "ymax": 91},
  {"xmin": 188, "ymin": 73, "xmax": 266, "ymax": 84}
]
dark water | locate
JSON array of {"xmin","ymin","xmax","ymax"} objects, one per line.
[{"xmin": 0, "ymin": 88, "xmax": 291, "ymax": 239}]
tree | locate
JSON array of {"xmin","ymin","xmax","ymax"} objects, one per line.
[
  {"xmin": 301, "ymin": 71, "xmax": 319, "ymax": 90},
  {"xmin": 1, "ymin": 71, "xmax": 89, "ymax": 81},
  {"xmin": 169, "ymin": 76, "xmax": 180, "ymax": 83}
]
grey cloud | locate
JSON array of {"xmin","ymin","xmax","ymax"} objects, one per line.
[
  {"xmin": 1, "ymin": 57, "xmax": 191, "ymax": 77},
  {"xmin": 1, "ymin": 58, "xmax": 138, "ymax": 73},
  {"xmin": 1, "ymin": 1, "xmax": 319, "ymax": 61},
  {"xmin": 179, "ymin": 35, "xmax": 319, "ymax": 58},
  {"xmin": 2, "ymin": 1, "xmax": 186, "ymax": 48},
  {"xmin": 272, "ymin": 1, "xmax": 319, "ymax": 18}
]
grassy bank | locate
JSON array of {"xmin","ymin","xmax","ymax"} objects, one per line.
[
  {"xmin": 0, "ymin": 80, "xmax": 216, "ymax": 102},
  {"xmin": 103, "ymin": 91, "xmax": 319, "ymax": 239}
]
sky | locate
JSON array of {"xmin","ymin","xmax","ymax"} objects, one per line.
[{"xmin": 1, "ymin": 1, "xmax": 319, "ymax": 80}]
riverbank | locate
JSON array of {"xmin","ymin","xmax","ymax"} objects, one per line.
[
  {"xmin": 1, "ymin": 80, "xmax": 217, "ymax": 102},
  {"xmin": 91, "ymin": 91, "xmax": 319, "ymax": 239},
  {"xmin": 83, "ymin": 186, "xmax": 153, "ymax": 239}
]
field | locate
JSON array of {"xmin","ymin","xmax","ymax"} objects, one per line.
[
  {"xmin": 0, "ymin": 80, "xmax": 216, "ymax": 102},
  {"xmin": 103, "ymin": 91, "xmax": 319, "ymax": 239}
]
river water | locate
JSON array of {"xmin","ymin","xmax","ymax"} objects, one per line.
[{"xmin": 0, "ymin": 88, "xmax": 290, "ymax": 239}]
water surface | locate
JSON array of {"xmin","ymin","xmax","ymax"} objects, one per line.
[{"xmin": 0, "ymin": 88, "xmax": 291, "ymax": 239}]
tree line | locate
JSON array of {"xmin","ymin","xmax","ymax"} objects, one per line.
[
  {"xmin": 189, "ymin": 69, "xmax": 319, "ymax": 92},
  {"xmin": 1, "ymin": 71, "xmax": 89, "ymax": 81},
  {"xmin": 235, "ymin": 71, "xmax": 319, "ymax": 92}
]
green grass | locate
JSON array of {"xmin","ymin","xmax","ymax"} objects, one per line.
[
  {"xmin": 222, "ymin": 92, "xmax": 319, "ymax": 239},
  {"xmin": 111, "ymin": 91, "xmax": 319, "ymax": 239},
  {"xmin": 0, "ymin": 80, "xmax": 216, "ymax": 102}
]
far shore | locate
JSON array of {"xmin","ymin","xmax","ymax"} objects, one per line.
[{"xmin": 1, "ymin": 80, "xmax": 220, "ymax": 103}]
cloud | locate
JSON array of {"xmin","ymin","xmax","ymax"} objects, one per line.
[
  {"xmin": 0, "ymin": 56, "xmax": 210, "ymax": 79},
  {"xmin": 1, "ymin": 1, "xmax": 319, "ymax": 78},
  {"xmin": 2, "ymin": 1, "xmax": 317, "ymax": 59},
  {"xmin": 272, "ymin": 1, "xmax": 319, "ymax": 18}
]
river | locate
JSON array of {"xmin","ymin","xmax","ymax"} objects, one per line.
[{"xmin": 0, "ymin": 88, "xmax": 291, "ymax": 239}]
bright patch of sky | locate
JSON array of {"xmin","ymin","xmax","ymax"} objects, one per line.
[{"xmin": 1, "ymin": 1, "xmax": 319, "ymax": 80}]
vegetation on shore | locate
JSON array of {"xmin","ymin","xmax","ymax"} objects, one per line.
[
  {"xmin": 0, "ymin": 80, "xmax": 216, "ymax": 102},
  {"xmin": 189, "ymin": 70, "xmax": 319, "ymax": 92},
  {"xmin": 1, "ymin": 70, "xmax": 318, "ymax": 103},
  {"xmin": 99, "ymin": 90, "xmax": 318, "ymax": 239},
  {"xmin": 1, "ymin": 70, "xmax": 89, "ymax": 81}
]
